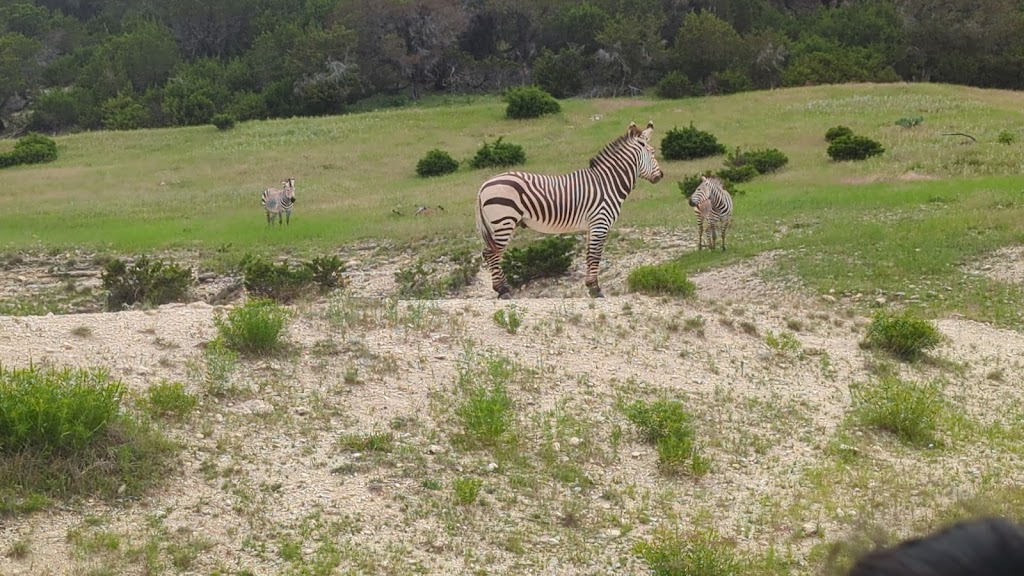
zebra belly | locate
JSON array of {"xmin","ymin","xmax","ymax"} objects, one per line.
[
  {"xmin": 522, "ymin": 218, "xmax": 588, "ymax": 235},
  {"xmin": 264, "ymin": 198, "xmax": 280, "ymax": 211}
]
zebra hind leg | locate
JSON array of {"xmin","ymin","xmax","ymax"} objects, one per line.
[
  {"xmin": 584, "ymin": 229, "xmax": 608, "ymax": 298},
  {"xmin": 482, "ymin": 247, "xmax": 512, "ymax": 299}
]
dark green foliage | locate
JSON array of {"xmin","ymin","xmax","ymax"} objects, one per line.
[
  {"xmin": 661, "ymin": 123, "xmax": 727, "ymax": 161},
  {"xmin": 0, "ymin": 364, "xmax": 175, "ymax": 513},
  {"xmin": 416, "ymin": 149, "xmax": 459, "ymax": 177},
  {"xmin": 716, "ymin": 164, "xmax": 758, "ymax": 183},
  {"xmin": 500, "ymin": 236, "xmax": 578, "ymax": 288},
  {"xmin": 0, "ymin": 133, "xmax": 58, "ymax": 169},
  {"xmin": 240, "ymin": 254, "xmax": 315, "ymax": 303},
  {"xmin": 101, "ymin": 255, "xmax": 193, "ymax": 310},
  {"xmin": 470, "ymin": 137, "xmax": 526, "ymax": 169},
  {"xmin": 895, "ymin": 116, "xmax": 923, "ymax": 128},
  {"xmin": 825, "ymin": 125, "xmax": 854, "ymax": 142},
  {"xmin": 725, "ymin": 147, "xmax": 789, "ymax": 174},
  {"xmin": 828, "ymin": 134, "xmax": 885, "ymax": 161},
  {"xmin": 395, "ymin": 247, "xmax": 480, "ymax": 299},
  {"xmin": 211, "ymin": 113, "xmax": 236, "ymax": 130},
  {"xmin": 862, "ymin": 311, "xmax": 943, "ymax": 361},
  {"xmin": 214, "ymin": 298, "xmax": 288, "ymax": 355},
  {"xmin": 627, "ymin": 262, "xmax": 696, "ymax": 297},
  {"xmin": 656, "ymin": 71, "xmax": 698, "ymax": 99},
  {"xmin": 302, "ymin": 255, "xmax": 346, "ymax": 291},
  {"xmin": 997, "ymin": 130, "xmax": 1015, "ymax": 144},
  {"xmin": 503, "ymin": 86, "xmax": 561, "ymax": 120},
  {"xmin": 531, "ymin": 47, "xmax": 587, "ymax": 99}
]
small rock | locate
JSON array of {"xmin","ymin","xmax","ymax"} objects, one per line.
[
  {"xmin": 631, "ymin": 451, "xmax": 642, "ymax": 459},
  {"xmin": 425, "ymin": 444, "xmax": 445, "ymax": 455},
  {"xmin": 136, "ymin": 366, "xmax": 151, "ymax": 376},
  {"xmin": 874, "ymin": 297, "xmax": 886, "ymax": 306},
  {"xmin": 295, "ymin": 406, "xmax": 309, "ymax": 416},
  {"xmin": 602, "ymin": 528, "xmax": 622, "ymax": 540},
  {"xmin": 198, "ymin": 272, "xmax": 218, "ymax": 282},
  {"xmin": 486, "ymin": 462, "xmax": 498, "ymax": 472},
  {"xmin": 822, "ymin": 295, "xmax": 837, "ymax": 303},
  {"xmin": 568, "ymin": 437, "xmax": 582, "ymax": 447},
  {"xmin": 117, "ymin": 484, "xmax": 126, "ymax": 495},
  {"xmin": 188, "ymin": 301, "xmax": 213, "ymax": 310},
  {"xmin": 802, "ymin": 523, "xmax": 820, "ymax": 538}
]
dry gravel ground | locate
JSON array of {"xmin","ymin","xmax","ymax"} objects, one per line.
[{"xmin": 2, "ymin": 232, "xmax": 1024, "ymax": 576}]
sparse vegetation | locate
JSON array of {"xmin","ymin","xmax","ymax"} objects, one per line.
[
  {"xmin": 623, "ymin": 398, "xmax": 710, "ymax": 476},
  {"xmin": 628, "ymin": 262, "xmax": 696, "ymax": 297},
  {"xmin": 862, "ymin": 311, "xmax": 943, "ymax": 361},
  {"xmin": 492, "ymin": 305, "xmax": 522, "ymax": 334},
  {"xmin": 849, "ymin": 376, "xmax": 949, "ymax": 447},
  {"xmin": 214, "ymin": 298, "xmax": 288, "ymax": 355},
  {"xmin": 895, "ymin": 115, "xmax": 924, "ymax": 128},
  {"xmin": 142, "ymin": 381, "xmax": 198, "ymax": 421},
  {"xmin": 101, "ymin": 255, "xmax": 193, "ymax": 310},
  {"xmin": 453, "ymin": 477, "xmax": 483, "ymax": 505},
  {"xmin": 997, "ymin": 130, "xmax": 1015, "ymax": 144}
]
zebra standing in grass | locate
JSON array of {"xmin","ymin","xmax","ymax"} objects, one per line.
[
  {"xmin": 475, "ymin": 121, "xmax": 664, "ymax": 299},
  {"xmin": 262, "ymin": 177, "xmax": 296, "ymax": 226},
  {"xmin": 688, "ymin": 175, "xmax": 733, "ymax": 251}
]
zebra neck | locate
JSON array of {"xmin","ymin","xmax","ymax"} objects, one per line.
[{"xmin": 585, "ymin": 166, "xmax": 637, "ymax": 199}]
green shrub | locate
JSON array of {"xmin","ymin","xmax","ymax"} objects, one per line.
[
  {"xmin": 240, "ymin": 254, "xmax": 315, "ymax": 303},
  {"xmin": 302, "ymin": 255, "xmax": 346, "ymax": 291},
  {"xmin": 0, "ymin": 364, "xmax": 174, "ymax": 512},
  {"xmin": 997, "ymin": 130, "xmax": 1015, "ymax": 145},
  {"xmin": 825, "ymin": 125, "xmax": 854, "ymax": 142},
  {"xmin": 395, "ymin": 247, "xmax": 479, "ymax": 298},
  {"xmin": 895, "ymin": 115, "xmax": 923, "ymax": 128},
  {"xmin": 143, "ymin": 381, "xmax": 198, "ymax": 421},
  {"xmin": 715, "ymin": 164, "xmax": 758, "ymax": 183},
  {"xmin": 500, "ymin": 235, "xmax": 578, "ymax": 288},
  {"xmin": 623, "ymin": 399, "xmax": 709, "ymax": 476},
  {"xmin": 828, "ymin": 135, "xmax": 885, "ymax": 161},
  {"xmin": 861, "ymin": 311, "xmax": 942, "ymax": 361},
  {"xmin": 503, "ymin": 85, "xmax": 561, "ymax": 120},
  {"xmin": 725, "ymin": 147, "xmax": 789, "ymax": 174},
  {"xmin": 634, "ymin": 528, "xmax": 743, "ymax": 576},
  {"xmin": 455, "ymin": 381, "xmax": 515, "ymax": 450},
  {"xmin": 416, "ymin": 149, "xmax": 459, "ymax": 177},
  {"xmin": 0, "ymin": 132, "xmax": 59, "ymax": 168},
  {"xmin": 469, "ymin": 137, "xmax": 526, "ymax": 169},
  {"xmin": 628, "ymin": 262, "xmax": 696, "ymax": 297},
  {"xmin": 101, "ymin": 255, "xmax": 194, "ymax": 310},
  {"xmin": 850, "ymin": 376, "xmax": 947, "ymax": 446},
  {"xmin": 214, "ymin": 298, "xmax": 288, "ymax": 355},
  {"xmin": 661, "ymin": 123, "xmax": 727, "ymax": 161},
  {"xmin": 211, "ymin": 113, "xmax": 236, "ymax": 131},
  {"xmin": 492, "ymin": 305, "xmax": 522, "ymax": 335},
  {"xmin": 656, "ymin": 71, "xmax": 698, "ymax": 99},
  {"xmin": 453, "ymin": 477, "xmax": 483, "ymax": 505}
]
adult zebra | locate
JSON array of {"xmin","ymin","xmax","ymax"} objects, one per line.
[
  {"xmin": 262, "ymin": 177, "xmax": 296, "ymax": 226},
  {"xmin": 475, "ymin": 121, "xmax": 664, "ymax": 299},
  {"xmin": 688, "ymin": 175, "xmax": 733, "ymax": 251}
]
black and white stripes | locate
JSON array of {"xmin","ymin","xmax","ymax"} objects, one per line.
[
  {"xmin": 261, "ymin": 178, "xmax": 297, "ymax": 226},
  {"xmin": 475, "ymin": 121, "xmax": 664, "ymax": 299},
  {"xmin": 688, "ymin": 176, "xmax": 733, "ymax": 251}
]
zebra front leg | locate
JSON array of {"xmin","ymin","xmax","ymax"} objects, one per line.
[
  {"xmin": 482, "ymin": 247, "xmax": 512, "ymax": 299},
  {"xmin": 584, "ymin": 228, "xmax": 608, "ymax": 298},
  {"xmin": 697, "ymin": 221, "xmax": 704, "ymax": 250},
  {"xmin": 721, "ymin": 225, "xmax": 727, "ymax": 251}
]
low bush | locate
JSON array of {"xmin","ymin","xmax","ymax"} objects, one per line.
[
  {"xmin": 725, "ymin": 147, "xmax": 789, "ymax": 174},
  {"xmin": 504, "ymin": 85, "xmax": 561, "ymax": 120},
  {"xmin": 142, "ymin": 380, "xmax": 198, "ymax": 421},
  {"xmin": 895, "ymin": 115, "xmax": 923, "ymax": 128},
  {"xmin": 825, "ymin": 125, "xmax": 854, "ymax": 142},
  {"xmin": 627, "ymin": 262, "xmax": 696, "ymax": 297},
  {"xmin": 623, "ymin": 399, "xmax": 709, "ymax": 476},
  {"xmin": 500, "ymin": 235, "xmax": 578, "ymax": 288},
  {"xmin": 302, "ymin": 255, "xmax": 346, "ymax": 291},
  {"xmin": 0, "ymin": 364, "xmax": 175, "ymax": 514},
  {"xmin": 715, "ymin": 164, "xmax": 758, "ymax": 183},
  {"xmin": 656, "ymin": 71, "xmax": 698, "ymax": 99},
  {"xmin": 661, "ymin": 123, "xmax": 727, "ymax": 161},
  {"xmin": 101, "ymin": 255, "xmax": 194, "ymax": 310},
  {"xmin": 395, "ymin": 247, "xmax": 480, "ymax": 299},
  {"xmin": 469, "ymin": 137, "xmax": 526, "ymax": 169},
  {"xmin": 416, "ymin": 149, "xmax": 459, "ymax": 177},
  {"xmin": 240, "ymin": 254, "xmax": 314, "ymax": 303},
  {"xmin": 997, "ymin": 130, "xmax": 1015, "ymax": 145},
  {"xmin": 214, "ymin": 298, "xmax": 289, "ymax": 355},
  {"xmin": 0, "ymin": 132, "xmax": 59, "ymax": 169},
  {"xmin": 828, "ymin": 135, "xmax": 885, "ymax": 161},
  {"xmin": 850, "ymin": 376, "xmax": 947, "ymax": 446},
  {"xmin": 678, "ymin": 171, "xmax": 717, "ymax": 198},
  {"xmin": 211, "ymin": 113, "xmax": 236, "ymax": 131},
  {"xmin": 861, "ymin": 311, "xmax": 942, "ymax": 361}
]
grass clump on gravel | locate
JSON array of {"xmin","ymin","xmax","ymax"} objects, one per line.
[
  {"xmin": 142, "ymin": 380, "xmax": 198, "ymax": 422},
  {"xmin": 849, "ymin": 376, "xmax": 949, "ymax": 447},
  {"xmin": 628, "ymin": 262, "xmax": 697, "ymax": 297},
  {"xmin": 623, "ymin": 398, "xmax": 710, "ymax": 476},
  {"xmin": 0, "ymin": 364, "xmax": 175, "ymax": 515},
  {"xmin": 214, "ymin": 297, "xmax": 289, "ymax": 355},
  {"xmin": 861, "ymin": 311, "xmax": 943, "ymax": 361}
]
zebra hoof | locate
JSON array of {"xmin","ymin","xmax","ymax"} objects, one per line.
[
  {"xmin": 498, "ymin": 292, "xmax": 512, "ymax": 300},
  {"xmin": 588, "ymin": 286, "xmax": 604, "ymax": 298}
]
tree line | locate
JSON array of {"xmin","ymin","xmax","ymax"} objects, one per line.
[{"xmin": 1, "ymin": 0, "xmax": 1022, "ymax": 135}]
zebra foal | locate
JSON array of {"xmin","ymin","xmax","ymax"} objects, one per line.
[
  {"xmin": 688, "ymin": 176, "xmax": 733, "ymax": 251},
  {"xmin": 262, "ymin": 177, "xmax": 297, "ymax": 226},
  {"xmin": 475, "ymin": 121, "xmax": 665, "ymax": 299}
]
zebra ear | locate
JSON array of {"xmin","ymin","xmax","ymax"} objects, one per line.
[
  {"xmin": 640, "ymin": 120, "xmax": 655, "ymax": 140},
  {"xmin": 627, "ymin": 122, "xmax": 641, "ymax": 137}
]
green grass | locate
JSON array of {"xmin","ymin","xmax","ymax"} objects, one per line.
[
  {"xmin": 628, "ymin": 261, "xmax": 697, "ymax": 297},
  {"xmin": 214, "ymin": 298, "xmax": 289, "ymax": 355},
  {"xmin": 141, "ymin": 381, "xmax": 198, "ymax": 422},
  {"xmin": 623, "ymin": 398, "xmax": 710, "ymax": 477},
  {"xmin": 849, "ymin": 376, "xmax": 951, "ymax": 447},
  {"xmin": 2, "ymin": 83, "xmax": 1024, "ymax": 325},
  {"xmin": 861, "ymin": 310, "xmax": 943, "ymax": 361}
]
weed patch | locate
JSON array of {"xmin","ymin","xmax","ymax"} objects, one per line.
[
  {"xmin": 142, "ymin": 381, "xmax": 198, "ymax": 422},
  {"xmin": 492, "ymin": 305, "xmax": 522, "ymax": 334},
  {"xmin": 861, "ymin": 311, "xmax": 943, "ymax": 361},
  {"xmin": 849, "ymin": 376, "xmax": 949, "ymax": 447},
  {"xmin": 628, "ymin": 262, "xmax": 696, "ymax": 297},
  {"xmin": 214, "ymin": 298, "xmax": 288, "ymax": 356},
  {"xmin": 623, "ymin": 398, "xmax": 709, "ymax": 476}
]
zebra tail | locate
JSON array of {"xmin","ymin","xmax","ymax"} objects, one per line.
[{"xmin": 475, "ymin": 189, "xmax": 500, "ymax": 253}]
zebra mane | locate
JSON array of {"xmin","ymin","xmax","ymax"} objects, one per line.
[{"xmin": 588, "ymin": 133, "xmax": 640, "ymax": 169}]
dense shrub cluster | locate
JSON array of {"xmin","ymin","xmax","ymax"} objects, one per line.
[
  {"xmin": 724, "ymin": 147, "xmax": 789, "ymax": 174},
  {"xmin": 0, "ymin": 133, "xmax": 58, "ymax": 169},
  {"xmin": 416, "ymin": 149, "xmax": 459, "ymax": 177},
  {"xmin": 469, "ymin": 137, "xmax": 526, "ymax": 169},
  {"xmin": 211, "ymin": 113, "xmax": 236, "ymax": 131},
  {"xmin": 499, "ymin": 235, "xmax": 578, "ymax": 288},
  {"xmin": 656, "ymin": 71, "xmax": 699, "ymax": 99},
  {"xmin": 240, "ymin": 253, "xmax": 344, "ymax": 303},
  {"xmin": 661, "ymin": 123, "xmax": 727, "ymax": 161},
  {"xmin": 504, "ymin": 86, "xmax": 561, "ymax": 120},
  {"xmin": 101, "ymin": 255, "xmax": 193, "ymax": 310},
  {"xmin": 828, "ymin": 134, "xmax": 885, "ymax": 161}
]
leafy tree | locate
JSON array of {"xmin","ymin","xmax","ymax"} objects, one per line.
[
  {"xmin": 672, "ymin": 11, "xmax": 744, "ymax": 84},
  {"xmin": 0, "ymin": 33, "xmax": 41, "ymax": 113}
]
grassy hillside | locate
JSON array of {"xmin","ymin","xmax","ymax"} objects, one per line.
[{"xmin": 3, "ymin": 82, "xmax": 1024, "ymax": 324}]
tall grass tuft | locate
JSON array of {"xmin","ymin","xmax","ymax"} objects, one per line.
[
  {"xmin": 850, "ymin": 376, "xmax": 948, "ymax": 447},
  {"xmin": 862, "ymin": 311, "xmax": 943, "ymax": 361},
  {"xmin": 214, "ymin": 298, "xmax": 289, "ymax": 355},
  {"xmin": 628, "ymin": 262, "xmax": 696, "ymax": 297},
  {"xmin": 623, "ymin": 399, "xmax": 710, "ymax": 476}
]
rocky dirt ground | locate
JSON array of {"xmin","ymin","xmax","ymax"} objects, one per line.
[{"xmin": 2, "ymin": 228, "xmax": 1024, "ymax": 576}]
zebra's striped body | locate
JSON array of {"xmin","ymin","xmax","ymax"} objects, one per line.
[
  {"xmin": 689, "ymin": 176, "xmax": 733, "ymax": 251},
  {"xmin": 262, "ymin": 178, "xmax": 296, "ymax": 226},
  {"xmin": 476, "ymin": 121, "xmax": 664, "ymax": 299}
]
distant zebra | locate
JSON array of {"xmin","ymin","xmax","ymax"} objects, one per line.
[
  {"xmin": 262, "ymin": 178, "xmax": 296, "ymax": 226},
  {"xmin": 688, "ymin": 176, "xmax": 733, "ymax": 251},
  {"xmin": 475, "ymin": 121, "xmax": 664, "ymax": 299}
]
